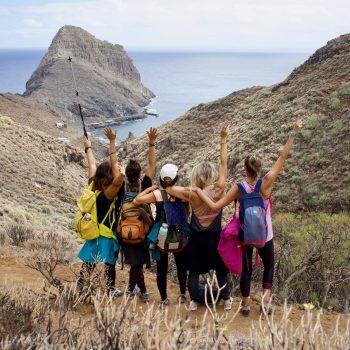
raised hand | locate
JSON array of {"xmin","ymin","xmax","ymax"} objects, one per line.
[
  {"xmin": 220, "ymin": 121, "xmax": 229, "ymax": 139},
  {"xmin": 104, "ymin": 127, "xmax": 117, "ymax": 141},
  {"xmin": 147, "ymin": 127, "xmax": 159, "ymax": 144},
  {"xmin": 83, "ymin": 135, "xmax": 91, "ymax": 148},
  {"xmin": 293, "ymin": 118, "xmax": 303, "ymax": 132}
]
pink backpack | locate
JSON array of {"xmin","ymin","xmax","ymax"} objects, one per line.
[{"xmin": 218, "ymin": 205, "xmax": 242, "ymax": 277}]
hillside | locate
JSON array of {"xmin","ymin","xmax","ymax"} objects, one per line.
[
  {"xmin": 0, "ymin": 114, "xmax": 86, "ymax": 237},
  {"xmin": 23, "ymin": 25, "xmax": 154, "ymax": 124},
  {"xmin": 124, "ymin": 34, "xmax": 350, "ymax": 212}
]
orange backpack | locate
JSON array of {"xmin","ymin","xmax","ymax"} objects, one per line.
[{"xmin": 117, "ymin": 192, "xmax": 153, "ymax": 244}]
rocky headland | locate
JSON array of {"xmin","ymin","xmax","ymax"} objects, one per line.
[{"xmin": 23, "ymin": 25, "xmax": 155, "ymax": 126}]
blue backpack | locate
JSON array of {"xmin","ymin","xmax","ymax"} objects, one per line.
[
  {"xmin": 237, "ymin": 179, "xmax": 267, "ymax": 248},
  {"xmin": 158, "ymin": 190, "xmax": 190, "ymax": 253}
]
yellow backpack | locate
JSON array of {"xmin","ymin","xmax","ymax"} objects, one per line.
[{"xmin": 74, "ymin": 182, "xmax": 117, "ymax": 240}]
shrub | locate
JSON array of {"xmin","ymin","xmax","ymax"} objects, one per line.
[
  {"xmin": 331, "ymin": 120, "xmax": 343, "ymax": 135},
  {"xmin": 337, "ymin": 83, "xmax": 350, "ymax": 97},
  {"xmin": 328, "ymin": 92, "xmax": 341, "ymax": 111},
  {"xmin": 271, "ymin": 212, "xmax": 350, "ymax": 311},
  {"xmin": 5, "ymin": 223, "xmax": 35, "ymax": 246},
  {"xmin": 306, "ymin": 115, "xmax": 324, "ymax": 130}
]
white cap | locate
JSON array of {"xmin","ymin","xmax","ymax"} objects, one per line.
[{"xmin": 160, "ymin": 163, "xmax": 178, "ymax": 180}]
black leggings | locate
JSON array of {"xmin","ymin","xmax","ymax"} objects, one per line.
[
  {"xmin": 129, "ymin": 265, "xmax": 146, "ymax": 294},
  {"xmin": 156, "ymin": 251, "xmax": 187, "ymax": 301},
  {"xmin": 78, "ymin": 262, "xmax": 116, "ymax": 292},
  {"xmin": 240, "ymin": 239, "xmax": 274, "ymax": 297},
  {"xmin": 188, "ymin": 271, "xmax": 230, "ymax": 302}
]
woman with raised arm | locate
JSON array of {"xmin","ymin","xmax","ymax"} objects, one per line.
[
  {"xmin": 195, "ymin": 118, "xmax": 303, "ymax": 316},
  {"xmin": 77, "ymin": 128, "xmax": 124, "ymax": 295},
  {"xmin": 164, "ymin": 122, "xmax": 233, "ymax": 311},
  {"xmin": 121, "ymin": 127, "xmax": 158, "ymax": 303}
]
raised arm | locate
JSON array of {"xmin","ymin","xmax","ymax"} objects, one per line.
[
  {"xmin": 104, "ymin": 128, "xmax": 124, "ymax": 200},
  {"xmin": 83, "ymin": 135, "xmax": 96, "ymax": 178},
  {"xmin": 195, "ymin": 184, "xmax": 240, "ymax": 211},
  {"xmin": 145, "ymin": 127, "xmax": 159, "ymax": 180},
  {"xmin": 261, "ymin": 118, "xmax": 303, "ymax": 198},
  {"xmin": 215, "ymin": 122, "xmax": 229, "ymax": 198}
]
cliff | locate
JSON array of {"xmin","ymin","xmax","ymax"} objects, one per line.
[{"xmin": 23, "ymin": 25, "xmax": 155, "ymax": 124}]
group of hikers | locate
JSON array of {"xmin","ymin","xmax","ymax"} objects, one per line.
[{"xmin": 75, "ymin": 118, "xmax": 303, "ymax": 315}]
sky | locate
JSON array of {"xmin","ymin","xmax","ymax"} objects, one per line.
[{"xmin": 0, "ymin": 0, "xmax": 349, "ymax": 51}]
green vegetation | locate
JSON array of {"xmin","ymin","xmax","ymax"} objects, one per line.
[{"xmin": 328, "ymin": 92, "xmax": 341, "ymax": 111}]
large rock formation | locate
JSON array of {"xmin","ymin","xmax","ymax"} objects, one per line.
[
  {"xmin": 23, "ymin": 25, "xmax": 155, "ymax": 124},
  {"xmin": 125, "ymin": 34, "xmax": 350, "ymax": 213}
]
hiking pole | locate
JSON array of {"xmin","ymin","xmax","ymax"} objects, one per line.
[{"xmin": 68, "ymin": 56, "xmax": 88, "ymax": 138}]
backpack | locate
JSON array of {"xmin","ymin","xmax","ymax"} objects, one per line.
[
  {"xmin": 237, "ymin": 178, "xmax": 267, "ymax": 248},
  {"xmin": 218, "ymin": 204, "xmax": 242, "ymax": 276},
  {"xmin": 74, "ymin": 181, "xmax": 117, "ymax": 240},
  {"xmin": 117, "ymin": 191, "xmax": 153, "ymax": 244},
  {"xmin": 157, "ymin": 190, "xmax": 189, "ymax": 253}
]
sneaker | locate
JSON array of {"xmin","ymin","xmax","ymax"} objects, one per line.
[
  {"xmin": 240, "ymin": 304, "xmax": 250, "ymax": 317},
  {"xmin": 126, "ymin": 289, "xmax": 136, "ymax": 299},
  {"xmin": 111, "ymin": 288, "xmax": 124, "ymax": 298},
  {"xmin": 140, "ymin": 291, "xmax": 149, "ymax": 303},
  {"xmin": 189, "ymin": 300, "xmax": 198, "ymax": 311},
  {"xmin": 161, "ymin": 298, "xmax": 170, "ymax": 307},
  {"xmin": 224, "ymin": 297, "xmax": 233, "ymax": 311},
  {"xmin": 179, "ymin": 294, "xmax": 186, "ymax": 304}
]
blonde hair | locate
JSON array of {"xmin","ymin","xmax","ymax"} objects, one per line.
[{"xmin": 190, "ymin": 162, "xmax": 218, "ymax": 189}]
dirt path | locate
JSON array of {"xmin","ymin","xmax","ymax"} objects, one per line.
[{"xmin": 0, "ymin": 254, "xmax": 348, "ymax": 338}]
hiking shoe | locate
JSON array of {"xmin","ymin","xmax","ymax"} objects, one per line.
[
  {"xmin": 224, "ymin": 297, "xmax": 233, "ymax": 311},
  {"xmin": 111, "ymin": 288, "xmax": 124, "ymax": 298},
  {"xmin": 126, "ymin": 289, "xmax": 136, "ymax": 299},
  {"xmin": 240, "ymin": 304, "xmax": 250, "ymax": 317},
  {"xmin": 161, "ymin": 298, "xmax": 170, "ymax": 307},
  {"xmin": 189, "ymin": 300, "xmax": 198, "ymax": 311},
  {"xmin": 140, "ymin": 291, "xmax": 149, "ymax": 303},
  {"xmin": 179, "ymin": 294, "xmax": 186, "ymax": 304}
]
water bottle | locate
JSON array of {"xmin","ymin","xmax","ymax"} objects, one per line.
[{"xmin": 157, "ymin": 223, "xmax": 168, "ymax": 250}]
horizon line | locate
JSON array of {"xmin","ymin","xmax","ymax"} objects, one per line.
[{"xmin": 0, "ymin": 46, "xmax": 313, "ymax": 54}]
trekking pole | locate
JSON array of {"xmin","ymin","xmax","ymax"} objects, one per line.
[{"xmin": 68, "ymin": 56, "xmax": 88, "ymax": 138}]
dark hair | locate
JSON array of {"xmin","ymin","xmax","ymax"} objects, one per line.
[
  {"xmin": 160, "ymin": 175, "xmax": 178, "ymax": 188},
  {"xmin": 125, "ymin": 159, "xmax": 142, "ymax": 192},
  {"xmin": 244, "ymin": 155, "xmax": 262, "ymax": 179},
  {"xmin": 93, "ymin": 161, "xmax": 113, "ymax": 191}
]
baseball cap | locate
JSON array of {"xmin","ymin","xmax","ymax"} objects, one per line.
[{"xmin": 160, "ymin": 163, "xmax": 178, "ymax": 180}]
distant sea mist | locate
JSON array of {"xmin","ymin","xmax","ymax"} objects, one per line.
[{"xmin": 0, "ymin": 49, "xmax": 311, "ymax": 141}]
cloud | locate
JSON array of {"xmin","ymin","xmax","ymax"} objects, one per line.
[
  {"xmin": 1, "ymin": 0, "xmax": 349, "ymax": 49},
  {"xmin": 23, "ymin": 18, "xmax": 43, "ymax": 28}
]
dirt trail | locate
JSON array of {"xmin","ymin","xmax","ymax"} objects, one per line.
[{"xmin": 0, "ymin": 254, "xmax": 348, "ymax": 338}]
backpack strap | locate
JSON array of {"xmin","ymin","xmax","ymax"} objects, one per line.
[
  {"xmin": 237, "ymin": 182, "xmax": 247, "ymax": 195},
  {"xmin": 160, "ymin": 189, "xmax": 168, "ymax": 224},
  {"xmin": 160, "ymin": 189, "xmax": 169, "ymax": 203},
  {"xmin": 100, "ymin": 197, "xmax": 116, "ymax": 228},
  {"xmin": 253, "ymin": 178, "xmax": 263, "ymax": 194}
]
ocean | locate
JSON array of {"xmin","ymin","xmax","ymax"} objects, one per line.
[{"xmin": 0, "ymin": 49, "xmax": 311, "ymax": 141}]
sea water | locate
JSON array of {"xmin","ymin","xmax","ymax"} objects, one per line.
[{"xmin": 0, "ymin": 49, "xmax": 310, "ymax": 141}]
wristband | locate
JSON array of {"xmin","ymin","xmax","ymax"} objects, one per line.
[
  {"xmin": 84, "ymin": 146, "xmax": 91, "ymax": 153},
  {"xmin": 149, "ymin": 143, "xmax": 155, "ymax": 147},
  {"xmin": 290, "ymin": 131, "xmax": 297, "ymax": 137}
]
